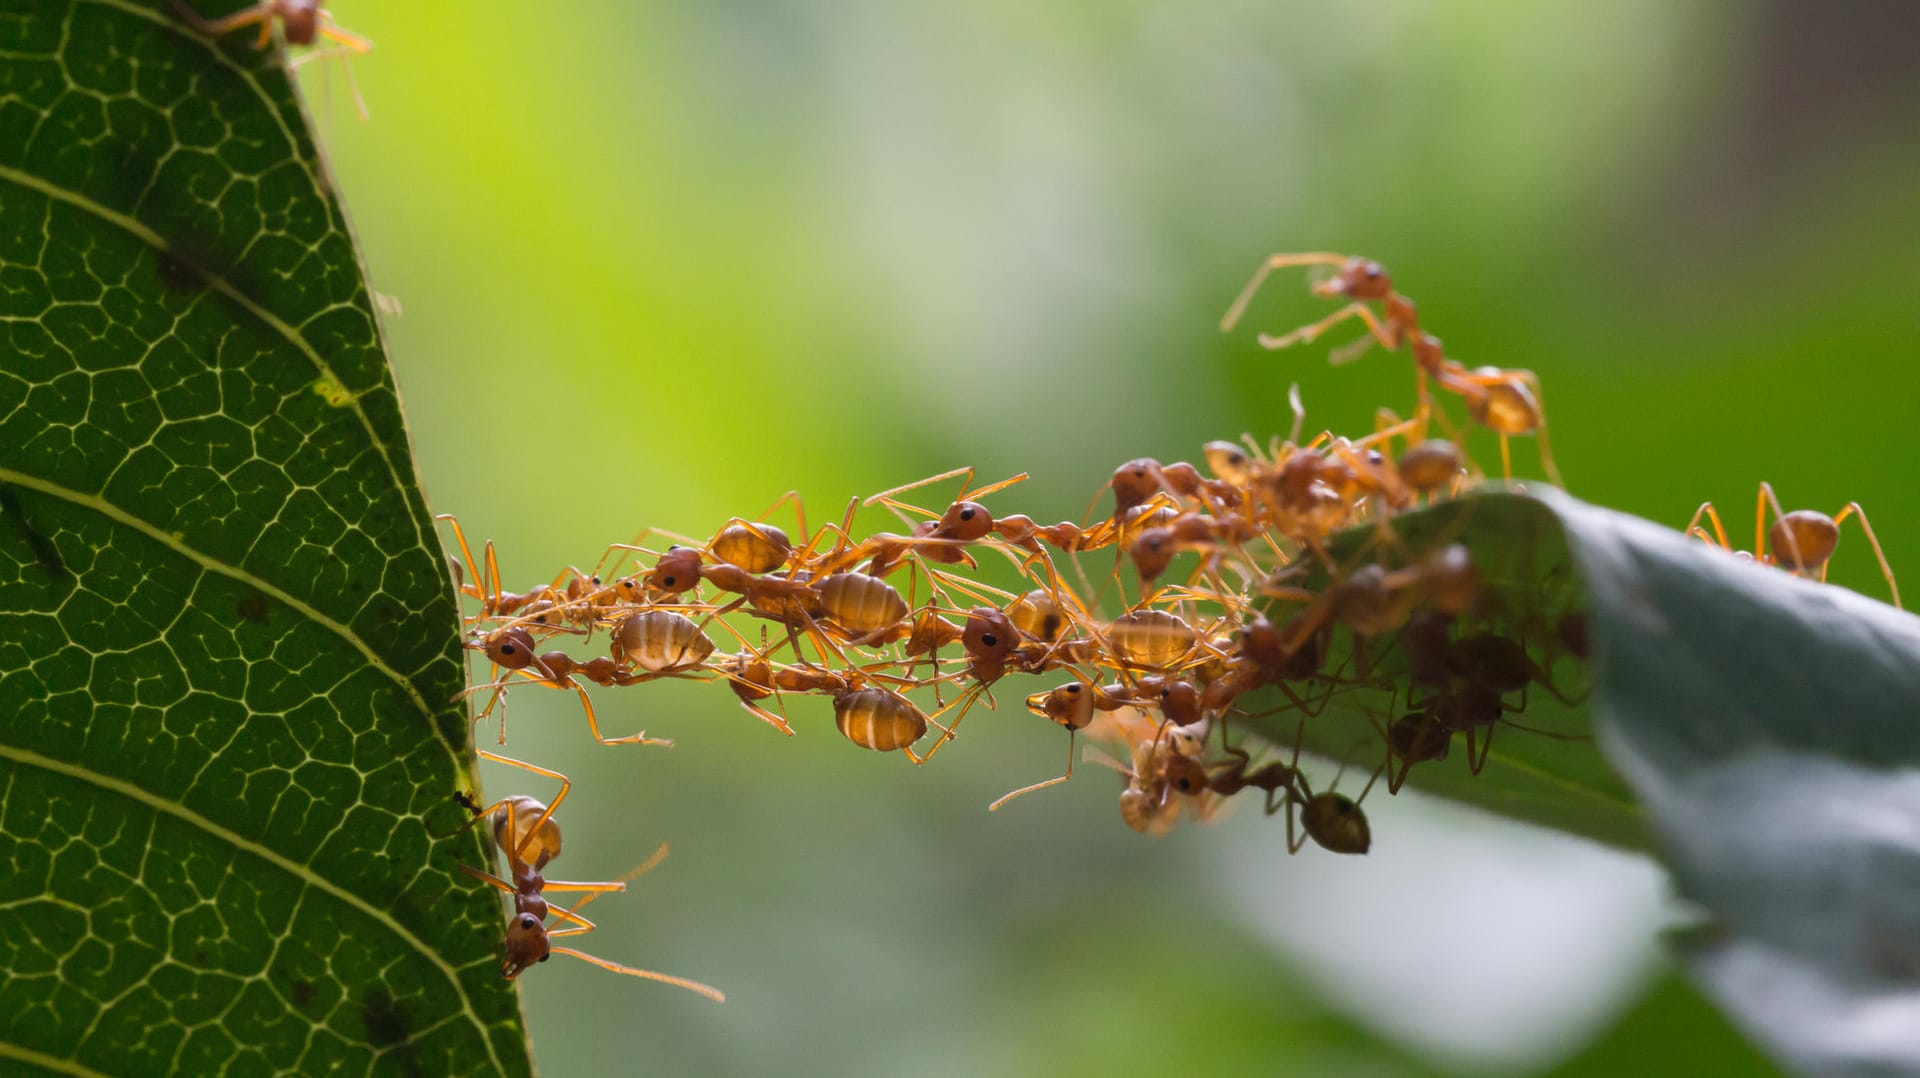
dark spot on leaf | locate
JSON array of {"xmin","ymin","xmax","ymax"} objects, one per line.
[
  {"xmin": 291, "ymin": 980, "xmax": 318, "ymax": 1009},
  {"xmin": 361, "ymin": 991, "xmax": 424, "ymax": 1076},
  {"xmin": 235, "ymin": 593, "xmax": 271, "ymax": 623},
  {"xmin": 155, "ymin": 246, "xmax": 210, "ymax": 293},
  {"xmin": 0, "ymin": 486, "xmax": 67, "ymax": 578},
  {"xmin": 361, "ymin": 990, "xmax": 410, "ymax": 1047}
]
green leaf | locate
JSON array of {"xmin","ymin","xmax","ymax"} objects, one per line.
[
  {"xmin": 1250, "ymin": 487, "xmax": 1920, "ymax": 1075},
  {"xmin": 1247, "ymin": 489, "xmax": 1646, "ymax": 849},
  {"xmin": 0, "ymin": 2, "xmax": 527, "ymax": 1074}
]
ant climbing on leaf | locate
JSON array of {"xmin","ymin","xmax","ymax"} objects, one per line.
[
  {"xmin": 454, "ymin": 751, "xmax": 726, "ymax": 1000},
  {"xmin": 1685, "ymin": 481, "xmax": 1901, "ymax": 609},
  {"xmin": 172, "ymin": 1, "xmax": 374, "ymax": 116}
]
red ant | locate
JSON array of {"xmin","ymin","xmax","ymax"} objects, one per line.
[
  {"xmin": 1686, "ymin": 482, "xmax": 1900, "ymax": 609},
  {"xmin": 1222, "ymin": 252, "xmax": 1561, "ymax": 484},
  {"xmin": 455, "ymin": 752, "xmax": 725, "ymax": 999}
]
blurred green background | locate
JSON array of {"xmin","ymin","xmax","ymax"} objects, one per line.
[{"xmin": 304, "ymin": 1, "xmax": 1916, "ymax": 1073}]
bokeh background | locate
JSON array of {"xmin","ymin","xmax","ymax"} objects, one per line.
[{"xmin": 304, "ymin": 1, "xmax": 1918, "ymax": 1073}]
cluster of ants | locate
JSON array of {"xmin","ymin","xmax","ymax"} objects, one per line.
[
  {"xmin": 426, "ymin": 251, "xmax": 1898, "ymax": 996},
  {"xmin": 426, "ymin": 252, "xmax": 1624, "ymax": 994},
  {"xmin": 168, "ymin": 0, "xmax": 1907, "ymax": 1016}
]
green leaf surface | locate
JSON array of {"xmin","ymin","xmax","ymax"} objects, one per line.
[
  {"xmin": 0, "ymin": 1, "xmax": 527, "ymax": 1074},
  {"xmin": 1546, "ymin": 488, "xmax": 1920, "ymax": 1078},
  {"xmin": 1252, "ymin": 487, "xmax": 1920, "ymax": 1075}
]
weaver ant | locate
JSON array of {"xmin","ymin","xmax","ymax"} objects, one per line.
[
  {"xmin": 454, "ymin": 753, "xmax": 725, "ymax": 1000},
  {"xmin": 1685, "ymin": 481, "xmax": 1900, "ymax": 609},
  {"xmin": 1222, "ymin": 252, "xmax": 1562, "ymax": 484}
]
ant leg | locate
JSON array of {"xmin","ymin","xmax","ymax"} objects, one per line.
[
  {"xmin": 961, "ymin": 471, "xmax": 1029, "ymax": 502},
  {"xmin": 906, "ymin": 683, "xmax": 990, "ymax": 765},
  {"xmin": 1356, "ymin": 410, "xmax": 1425, "ymax": 457},
  {"xmin": 435, "ymin": 514, "xmax": 490, "ymax": 605},
  {"xmin": 755, "ymin": 489, "xmax": 809, "ymax": 533},
  {"xmin": 1258, "ymin": 302, "xmax": 1396, "ymax": 355},
  {"xmin": 1685, "ymin": 501, "xmax": 1731, "ymax": 550},
  {"xmin": 577, "ymin": 682, "xmax": 672, "ymax": 748},
  {"xmin": 1754, "ymin": 482, "xmax": 1806, "ymax": 572},
  {"xmin": 1220, "ymin": 252, "xmax": 1353, "ymax": 333},
  {"xmin": 863, "ymin": 466, "xmax": 975, "ymax": 510},
  {"xmin": 545, "ymin": 947, "xmax": 726, "ymax": 1002},
  {"xmin": 178, "ymin": 2, "xmax": 272, "ymax": 40},
  {"xmin": 1832, "ymin": 503, "xmax": 1903, "ymax": 609},
  {"xmin": 1501, "ymin": 369, "xmax": 1563, "ymax": 487},
  {"xmin": 482, "ymin": 540, "xmax": 504, "ymax": 615},
  {"xmin": 1467, "ymin": 723, "xmax": 1494, "ymax": 775},
  {"xmin": 988, "ymin": 730, "xmax": 1076, "ymax": 811}
]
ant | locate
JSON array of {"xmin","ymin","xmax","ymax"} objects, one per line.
[
  {"xmin": 456, "ymin": 626, "xmax": 674, "ymax": 748},
  {"xmin": 1394, "ymin": 616, "xmax": 1586, "ymax": 777},
  {"xmin": 1685, "ymin": 481, "xmax": 1900, "ymax": 609},
  {"xmin": 1221, "ymin": 252, "xmax": 1562, "ymax": 485},
  {"xmin": 174, "ymin": 0, "xmax": 370, "ymax": 52},
  {"xmin": 859, "ymin": 466, "xmax": 1035, "ymax": 573},
  {"xmin": 172, "ymin": 1, "xmax": 374, "ymax": 116},
  {"xmin": 987, "ymin": 677, "xmax": 1141, "ymax": 812},
  {"xmin": 1085, "ymin": 711, "xmax": 1211, "ymax": 834},
  {"xmin": 454, "ymin": 752, "xmax": 725, "ymax": 1000}
]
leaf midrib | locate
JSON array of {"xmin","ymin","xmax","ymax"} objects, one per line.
[{"xmin": 0, "ymin": 466, "xmax": 458, "ymax": 765}]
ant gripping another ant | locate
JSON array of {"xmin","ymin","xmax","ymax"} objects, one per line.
[{"xmin": 1221, "ymin": 252, "xmax": 1562, "ymax": 486}]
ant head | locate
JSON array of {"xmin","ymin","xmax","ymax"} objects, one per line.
[
  {"xmin": 962, "ymin": 607, "xmax": 1016, "ymax": 660},
  {"xmin": 1157, "ymin": 679, "xmax": 1200, "ymax": 726},
  {"xmin": 1129, "ymin": 527, "xmax": 1176, "ymax": 585},
  {"xmin": 1163, "ymin": 754, "xmax": 1208, "ymax": 796},
  {"xmin": 651, "ymin": 547, "xmax": 706, "ymax": 593},
  {"xmin": 936, "ymin": 501, "xmax": 994, "ymax": 542},
  {"xmin": 481, "ymin": 627, "xmax": 539, "ymax": 670},
  {"xmin": 1202, "ymin": 441, "xmax": 1251, "ymax": 485},
  {"xmin": 1238, "ymin": 614, "xmax": 1283, "ymax": 666},
  {"xmin": 1276, "ymin": 452, "xmax": 1324, "ymax": 500},
  {"xmin": 1025, "ymin": 681, "xmax": 1095, "ymax": 731},
  {"xmin": 1318, "ymin": 257, "xmax": 1391, "ymax": 300},
  {"xmin": 500, "ymin": 912, "xmax": 552, "ymax": 978},
  {"xmin": 1110, "ymin": 458, "xmax": 1163, "ymax": 516}
]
